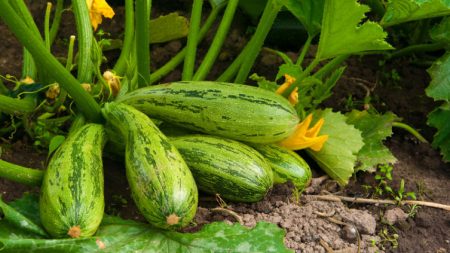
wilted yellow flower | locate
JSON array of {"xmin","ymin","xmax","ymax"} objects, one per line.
[
  {"xmin": 103, "ymin": 70, "xmax": 121, "ymax": 97},
  {"xmin": 81, "ymin": 83, "xmax": 92, "ymax": 93},
  {"xmin": 278, "ymin": 114, "xmax": 328, "ymax": 151},
  {"xmin": 21, "ymin": 76, "xmax": 35, "ymax": 84},
  {"xmin": 86, "ymin": 0, "xmax": 115, "ymax": 31},
  {"xmin": 276, "ymin": 74, "xmax": 298, "ymax": 106},
  {"xmin": 46, "ymin": 83, "xmax": 60, "ymax": 100}
]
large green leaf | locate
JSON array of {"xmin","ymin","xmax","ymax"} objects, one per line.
[
  {"xmin": 306, "ymin": 109, "xmax": 364, "ymax": 185},
  {"xmin": 427, "ymin": 103, "xmax": 450, "ymax": 162},
  {"xmin": 346, "ymin": 110, "xmax": 397, "ymax": 172},
  {"xmin": 430, "ymin": 17, "xmax": 450, "ymax": 44},
  {"xmin": 316, "ymin": 0, "xmax": 393, "ymax": 60},
  {"xmin": 381, "ymin": 0, "xmax": 450, "ymax": 27},
  {"xmin": 426, "ymin": 53, "xmax": 450, "ymax": 101},
  {"xmin": 0, "ymin": 195, "xmax": 292, "ymax": 253},
  {"xmin": 284, "ymin": 0, "xmax": 324, "ymax": 37}
]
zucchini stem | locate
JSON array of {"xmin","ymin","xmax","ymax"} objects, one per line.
[
  {"xmin": 72, "ymin": 0, "xmax": 94, "ymax": 83},
  {"xmin": 392, "ymin": 122, "xmax": 428, "ymax": 143},
  {"xmin": 113, "ymin": 0, "xmax": 135, "ymax": 76},
  {"xmin": 135, "ymin": 0, "xmax": 152, "ymax": 87},
  {"xmin": 182, "ymin": 0, "xmax": 203, "ymax": 81},
  {"xmin": 0, "ymin": 159, "xmax": 43, "ymax": 186}
]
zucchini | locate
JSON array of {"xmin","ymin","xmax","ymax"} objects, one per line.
[
  {"xmin": 116, "ymin": 81, "xmax": 299, "ymax": 143},
  {"xmin": 102, "ymin": 102, "xmax": 198, "ymax": 229},
  {"xmin": 40, "ymin": 124, "xmax": 106, "ymax": 238},
  {"xmin": 170, "ymin": 135, "xmax": 273, "ymax": 202},
  {"xmin": 251, "ymin": 144, "xmax": 312, "ymax": 190}
]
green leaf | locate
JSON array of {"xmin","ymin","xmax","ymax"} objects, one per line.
[
  {"xmin": 249, "ymin": 74, "xmax": 279, "ymax": 92},
  {"xmin": 306, "ymin": 109, "xmax": 364, "ymax": 185},
  {"xmin": 284, "ymin": 0, "xmax": 324, "ymax": 37},
  {"xmin": 47, "ymin": 135, "xmax": 65, "ymax": 158},
  {"xmin": 346, "ymin": 110, "xmax": 397, "ymax": 172},
  {"xmin": 381, "ymin": 0, "xmax": 450, "ymax": 27},
  {"xmin": 316, "ymin": 0, "xmax": 393, "ymax": 60},
  {"xmin": 0, "ymin": 196, "xmax": 47, "ymax": 238},
  {"xmin": 426, "ymin": 53, "xmax": 450, "ymax": 101},
  {"xmin": 149, "ymin": 13, "xmax": 189, "ymax": 44},
  {"xmin": 430, "ymin": 17, "xmax": 450, "ymax": 44},
  {"xmin": 0, "ymin": 195, "xmax": 292, "ymax": 253},
  {"xmin": 427, "ymin": 103, "xmax": 450, "ymax": 162}
]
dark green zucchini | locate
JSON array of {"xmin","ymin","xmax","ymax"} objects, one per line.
[
  {"xmin": 102, "ymin": 102, "xmax": 198, "ymax": 229},
  {"xmin": 170, "ymin": 135, "xmax": 273, "ymax": 202},
  {"xmin": 116, "ymin": 81, "xmax": 299, "ymax": 143},
  {"xmin": 251, "ymin": 144, "xmax": 312, "ymax": 190},
  {"xmin": 40, "ymin": 124, "xmax": 106, "ymax": 238}
]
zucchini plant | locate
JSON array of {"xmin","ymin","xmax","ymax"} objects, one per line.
[{"xmin": 0, "ymin": 0, "xmax": 448, "ymax": 250}]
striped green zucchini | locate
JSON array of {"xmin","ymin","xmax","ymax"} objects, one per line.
[
  {"xmin": 251, "ymin": 144, "xmax": 312, "ymax": 190},
  {"xmin": 40, "ymin": 124, "xmax": 106, "ymax": 238},
  {"xmin": 116, "ymin": 81, "xmax": 299, "ymax": 143},
  {"xmin": 102, "ymin": 102, "xmax": 198, "ymax": 229},
  {"xmin": 170, "ymin": 135, "xmax": 273, "ymax": 202}
]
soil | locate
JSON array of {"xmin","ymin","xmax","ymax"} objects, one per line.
[{"xmin": 1, "ymin": 2, "xmax": 449, "ymax": 253}]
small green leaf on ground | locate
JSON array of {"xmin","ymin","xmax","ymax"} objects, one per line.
[
  {"xmin": 306, "ymin": 109, "xmax": 364, "ymax": 185},
  {"xmin": 284, "ymin": 0, "xmax": 324, "ymax": 37},
  {"xmin": 346, "ymin": 110, "xmax": 397, "ymax": 172},
  {"xmin": 427, "ymin": 103, "xmax": 450, "ymax": 162},
  {"xmin": 0, "ymin": 195, "xmax": 292, "ymax": 253},
  {"xmin": 426, "ymin": 53, "xmax": 450, "ymax": 102},
  {"xmin": 316, "ymin": 0, "xmax": 393, "ymax": 60},
  {"xmin": 381, "ymin": 0, "xmax": 450, "ymax": 27}
]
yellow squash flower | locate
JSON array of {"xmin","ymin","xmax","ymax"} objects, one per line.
[
  {"xmin": 86, "ymin": 0, "xmax": 115, "ymax": 31},
  {"xmin": 278, "ymin": 114, "xmax": 329, "ymax": 151},
  {"xmin": 276, "ymin": 74, "xmax": 298, "ymax": 106}
]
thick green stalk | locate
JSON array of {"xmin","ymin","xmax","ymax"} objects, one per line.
[
  {"xmin": 392, "ymin": 122, "xmax": 428, "ymax": 143},
  {"xmin": 135, "ymin": 0, "xmax": 151, "ymax": 87},
  {"xmin": 149, "ymin": 6, "xmax": 221, "ymax": 84},
  {"xmin": 386, "ymin": 42, "xmax": 446, "ymax": 60},
  {"xmin": 0, "ymin": 160, "xmax": 43, "ymax": 186},
  {"xmin": 313, "ymin": 54, "xmax": 349, "ymax": 80},
  {"xmin": 72, "ymin": 0, "xmax": 93, "ymax": 83},
  {"xmin": 9, "ymin": 0, "xmax": 43, "ymax": 79},
  {"xmin": 0, "ymin": 1, "xmax": 102, "ymax": 122},
  {"xmin": 0, "ymin": 95, "xmax": 35, "ymax": 114},
  {"xmin": 113, "ymin": 0, "xmax": 135, "ymax": 76},
  {"xmin": 49, "ymin": 0, "xmax": 64, "ymax": 44},
  {"xmin": 193, "ymin": 0, "xmax": 239, "ymax": 81},
  {"xmin": 216, "ymin": 49, "xmax": 245, "ymax": 81},
  {"xmin": 182, "ymin": 0, "xmax": 203, "ymax": 81},
  {"xmin": 44, "ymin": 2, "xmax": 52, "ymax": 50},
  {"xmin": 296, "ymin": 35, "xmax": 313, "ymax": 67},
  {"xmin": 234, "ymin": 0, "xmax": 282, "ymax": 84}
]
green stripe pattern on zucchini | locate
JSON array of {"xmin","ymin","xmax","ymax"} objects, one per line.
[
  {"xmin": 171, "ymin": 135, "xmax": 273, "ymax": 202},
  {"xmin": 40, "ymin": 123, "xmax": 106, "ymax": 238},
  {"xmin": 251, "ymin": 144, "xmax": 312, "ymax": 190},
  {"xmin": 102, "ymin": 102, "xmax": 198, "ymax": 229},
  {"xmin": 116, "ymin": 81, "xmax": 299, "ymax": 143}
]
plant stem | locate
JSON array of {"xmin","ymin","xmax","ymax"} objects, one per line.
[
  {"xmin": 72, "ymin": 0, "xmax": 93, "ymax": 83},
  {"xmin": 0, "ymin": 79, "xmax": 8, "ymax": 95},
  {"xmin": 49, "ymin": 0, "xmax": 64, "ymax": 44},
  {"xmin": 386, "ymin": 42, "xmax": 446, "ymax": 60},
  {"xmin": 182, "ymin": 0, "xmax": 204, "ymax": 81},
  {"xmin": 216, "ymin": 51, "xmax": 244, "ymax": 82},
  {"xmin": 234, "ymin": 0, "xmax": 283, "ymax": 84},
  {"xmin": 296, "ymin": 35, "xmax": 313, "ymax": 67},
  {"xmin": 135, "ymin": 0, "xmax": 151, "ymax": 87},
  {"xmin": 193, "ymin": 0, "xmax": 239, "ymax": 81},
  {"xmin": 149, "ymin": 6, "xmax": 221, "ymax": 84},
  {"xmin": 0, "ymin": 1, "xmax": 102, "ymax": 122},
  {"xmin": 0, "ymin": 160, "xmax": 43, "ymax": 186},
  {"xmin": 392, "ymin": 122, "xmax": 428, "ymax": 143},
  {"xmin": 308, "ymin": 194, "xmax": 450, "ymax": 211},
  {"xmin": 44, "ymin": 2, "xmax": 52, "ymax": 51},
  {"xmin": 0, "ymin": 95, "xmax": 35, "ymax": 114},
  {"xmin": 113, "ymin": 0, "xmax": 135, "ymax": 76},
  {"xmin": 9, "ymin": 0, "xmax": 43, "ymax": 79},
  {"xmin": 313, "ymin": 54, "xmax": 349, "ymax": 80}
]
